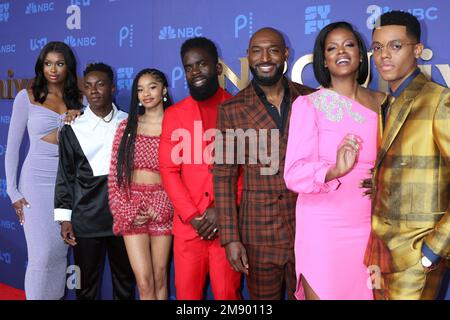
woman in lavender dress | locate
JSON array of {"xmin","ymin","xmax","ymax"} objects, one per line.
[{"xmin": 5, "ymin": 41, "xmax": 83, "ymax": 299}]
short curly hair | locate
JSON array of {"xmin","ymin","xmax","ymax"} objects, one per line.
[
  {"xmin": 374, "ymin": 10, "xmax": 421, "ymax": 42},
  {"xmin": 83, "ymin": 62, "xmax": 114, "ymax": 84},
  {"xmin": 180, "ymin": 37, "xmax": 218, "ymax": 64}
]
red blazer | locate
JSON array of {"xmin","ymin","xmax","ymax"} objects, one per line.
[{"xmin": 160, "ymin": 88, "xmax": 241, "ymax": 240}]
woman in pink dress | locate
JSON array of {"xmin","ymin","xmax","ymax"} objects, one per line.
[{"xmin": 284, "ymin": 22, "xmax": 386, "ymax": 300}]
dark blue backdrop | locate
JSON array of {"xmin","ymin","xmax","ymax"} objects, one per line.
[{"xmin": 1, "ymin": 0, "xmax": 449, "ymax": 299}]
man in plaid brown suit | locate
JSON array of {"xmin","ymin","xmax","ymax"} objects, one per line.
[
  {"xmin": 213, "ymin": 27, "xmax": 314, "ymax": 299},
  {"xmin": 368, "ymin": 11, "xmax": 450, "ymax": 299}
]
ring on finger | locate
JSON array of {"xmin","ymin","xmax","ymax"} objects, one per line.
[
  {"xmin": 213, "ymin": 227, "xmax": 218, "ymax": 233},
  {"xmin": 349, "ymin": 142, "xmax": 359, "ymax": 150}
]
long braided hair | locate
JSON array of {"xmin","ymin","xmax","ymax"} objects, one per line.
[{"xmin": 116, "ymin": 68, "xmax": 172, "ymax": 188}]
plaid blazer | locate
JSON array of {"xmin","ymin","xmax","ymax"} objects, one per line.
[
  {"xmin": 213, "ymin": 79, "xmax": 314, "ymax": 247},
  {"xmin": 372, "ymin": 73, "xmax": 450, "ymax": 272}
]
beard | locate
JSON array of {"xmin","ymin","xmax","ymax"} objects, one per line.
[
  {"xmin": 188, "ymin": 73, "xmax": 220, "ymax": 101},
  {"xmin": 250, "ymin": 63, "xmax": 284, "ymax": 86}
]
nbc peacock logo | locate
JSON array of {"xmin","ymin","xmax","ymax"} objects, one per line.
[
  {"xmin": 158, "ymin": 25, "xmax": 202, "ymax": 40},
  {"xmin": 159, "ymin": 26, "xmax": 177, "ymax": 40}
]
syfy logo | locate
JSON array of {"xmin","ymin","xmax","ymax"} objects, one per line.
[
  {"xmin": 30, "ymin": 37, "xmax": 47, "ymax": 51},
  {"xmin": 366, "ymin": 5, "xmax": 438, "ymax": 29},
  {"xmin": 0, "ymin": 250, "xmax": 11, "ymax": 265},
  {"xmin": 116, "ymin": 67, "xmax": 134, "ymax": 91},
  {"xmin": 0, "ymin": 220, "xmax": 17, "ymax": 231},
  {"xmin": 25, "ymin": 2, "xmax": 55, "ymax": 15},
  {"xmin": 159, "ymin": 25, "xmax": 202, "ymax": 40},
  {"xmin": 0, "ymin": 2, "xmax": 10, "ymax": 22},
  {"xmin": 0, "ymin": 115, "xmax": 11, "ymax": 124},
  {"xmin": 305, "ymin": 5, "xmax": 331, "ymax": 35},
  {"xmin": 234, "ymin": 12, "xmax": 253, "ymax": 38},
  {"xmin": 0, "ymin": 43, "xmax": 15, "ymax": 54},
  {"xmin": 0, "ymin": 178, "xmax": 7, "ymax": 198},
  {"xmin": 64, "ymin": 35, "xmax": 96, "ymax": 47},
  {"xmin": 119, "ymin": 25, "xmax": 133, "ymax": 48}
]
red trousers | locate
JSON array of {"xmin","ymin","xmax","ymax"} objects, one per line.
[{"xmin": 174, "ymin": 236, "xmax": 241, "ymax": 300}]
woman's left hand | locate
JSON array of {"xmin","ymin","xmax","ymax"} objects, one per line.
[
  {"xmin": 133, "ymin": 212, "xmax": 150, "ymax": 226},
  {"xmin": 146, "ymin": 206, "xmax": 159, "ymax": 221},
  {"xmin": 64, "ymin": 109, "xmax": 82, "ymax": 125}
]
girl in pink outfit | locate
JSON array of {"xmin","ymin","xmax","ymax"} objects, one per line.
[
  {"xmin": 284, "ymin": 22, "xmax": 386, "ymax": 300},
  {"xmin": 109, "ymin": 69, "xmax": 174, "ymax": 300}
]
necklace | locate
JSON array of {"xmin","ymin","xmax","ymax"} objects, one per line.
[{"xmin": 102, "ymin": 108, "xmax": 115, "ymax": 123}]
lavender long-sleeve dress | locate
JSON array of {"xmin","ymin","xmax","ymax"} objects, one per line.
[{"xmin": 5, "ymin": 89, "xmax": 68, "ymax": 300}]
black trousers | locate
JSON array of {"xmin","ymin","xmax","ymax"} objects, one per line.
[{"xmin": 73, "ymin": 236, "xmax": 135, "ymax": 300}]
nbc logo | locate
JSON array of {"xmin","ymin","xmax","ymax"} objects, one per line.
[
  {"xmin": 159, "ymin": 25, "xmax": 202, "ymax": 40},
  {"xmin": 159, "ymin": 26, "xmax": 177, "ymax": 40},
  {"xmin": 25, "ymin": 2, "xmax": 55, "ymax": 14}
]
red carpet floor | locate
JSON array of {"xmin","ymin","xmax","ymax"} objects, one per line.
[{"xmin": 0, "ymin": 283, "xmax": 26, "ymax": 300}]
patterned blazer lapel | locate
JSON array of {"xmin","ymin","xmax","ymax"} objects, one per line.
[
  {"xmin": 242, "ymin": 85, "xmax": 278, "ymax": 130},
  {"xmin": 279, "ymin": 107, "xmax": 291, "ymax": 161},
  {"xmin": 240, "ymin": 82, "xmax": 308, "ymax": 163},
  {"xmin": 375, "ymin": 74, "xmax": 427, "ymax": 168},
  {"xmin": 279, "ymin": 82, "xmax": 303, "ymax": 159}
]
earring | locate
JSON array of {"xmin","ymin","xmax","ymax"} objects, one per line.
[
  {"xmin": 163, "ymin": 96, "xmax": 168, "ymax": 102},
  {"xmin": 138, "ymin": 102, "xmax": 142, "ymax": 106}
]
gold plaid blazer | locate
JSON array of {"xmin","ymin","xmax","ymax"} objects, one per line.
[{"xmin": 372, "ymin": 73, "xmax": 450, "ymax": 272}]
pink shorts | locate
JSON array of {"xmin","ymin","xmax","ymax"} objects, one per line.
[{"xmin": 121, "ymin": 183, "xmax": 173, "ymax": 236}]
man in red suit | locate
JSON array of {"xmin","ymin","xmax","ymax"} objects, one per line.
[{"xmin": 159, "ymin": 37, "xmax": 241, "ymax": 299}]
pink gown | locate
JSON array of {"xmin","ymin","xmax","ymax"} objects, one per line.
[{"xmin": 284, "ymin": 88, "xmax": 377, "ymax": 300}]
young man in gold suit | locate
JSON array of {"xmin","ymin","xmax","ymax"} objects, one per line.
[{"xmin": 368, "ymin": 11, "xmax": 450, "ymax": 300}]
